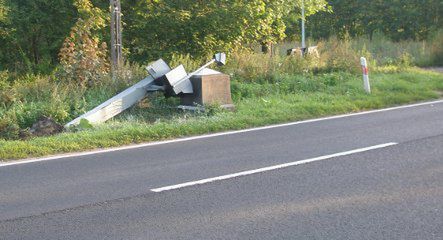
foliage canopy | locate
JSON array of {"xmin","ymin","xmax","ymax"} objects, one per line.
[
  {"xmin": 57, "ymin": 0, "xmax": 109, "ymax": 86},
  {"xmin": 0, "ymin": 0, "xmax": 441, "ymax": 73},
  {"xmin": 307, "ymin": 0, "xmax": 443, "ymax": 41},
  {"xmin": 123, "ymin": 0, "xmax": 328, "ymax": 61}
]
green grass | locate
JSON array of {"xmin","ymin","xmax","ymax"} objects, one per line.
[{"xmin": 1, "ymin": 68, "xmax": 442, "ymax": 160}]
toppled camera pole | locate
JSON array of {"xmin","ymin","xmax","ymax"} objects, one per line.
[{"xmin": 65, "ymin": 53, "xmax": 233, "ymax": 128}]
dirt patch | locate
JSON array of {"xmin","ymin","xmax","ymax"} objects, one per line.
[{"xmin": 29, "ymin": 116, "xmax": 64, "ymax": 137}]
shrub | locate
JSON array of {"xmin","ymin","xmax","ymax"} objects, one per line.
[
  {"xmin": 0, "ymin": 116, "xmax": 20, "ymax": 140},
  {"xmin": 225, "ymin": 50, "xmax": 276, "ymax": 83},
  {"xmin": 0, "ymin": 70, "xmax": 10, "ymax": 83},
  {"xmin": 0, "ymin": 72, "xmax": 15, "ymax": 108},
  {"xmin": 169, "ymin": 53, "xmax": 204, "ymax": 71},
  {"xmin": 397, "ymin": 52, "xmax": 414, "ymax": 69},
  {"xmin": 57, "ymin": 0, "xmax": 109, "ymax": 87},
  {"xmin": 320, "ymin": 37, "xmax": 360, "ymax": 73}
]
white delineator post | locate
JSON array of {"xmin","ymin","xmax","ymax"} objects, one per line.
[{"xmin": 360, "ymin": 57, "xmax": 371, "ymax": 94}]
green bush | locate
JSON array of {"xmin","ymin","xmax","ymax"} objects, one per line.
[
  {"xmin": 319, "ymin": 37, "xmax": 360, "ymax": 73},
  {"xmin": 0, "ymin": 74, "xmax": 16, "ymax": 108},
  {"xmin": 0, "ymin": 116, "xmax": 20, "ymax": 140}
]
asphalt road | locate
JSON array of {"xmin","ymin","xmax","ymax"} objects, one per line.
[{"xmin": 1, "ymin": 100, "xmax": 443, "ymax": 239}]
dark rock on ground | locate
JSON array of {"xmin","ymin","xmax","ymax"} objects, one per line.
[{"xmin": 29, "ymin": 117, "xmax": 64, "ymax": 137}]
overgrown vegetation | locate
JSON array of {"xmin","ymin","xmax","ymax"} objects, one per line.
[
  {"xmin": 1, "ymin": 66, "xmax": 442, "ymax": 160},
  {"xmin": 1, "ymin": 0, "xmax": 441, "ymax": 72},
  {"xmin": 306, "ymin": 0, "xmax": 442, "ymax": 41},
  {"xmin": 1, "ymin": 34, "xmax": 443, "ymax": 159},
  {"xmin": 57, "ymin": 0, "xmax": 109, "ymax": 86}
]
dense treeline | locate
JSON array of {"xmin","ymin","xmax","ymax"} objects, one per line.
[
  {"xmin": 0, "ymin": 0, "xmax": 441, "ymax": 73},
  {"xmin": 305, "ymin": 0, "xmax": 443, "ymax": 41},
  {"xmin": 0, "ymin": 0, "xmax": 77, "ymax": 72}
]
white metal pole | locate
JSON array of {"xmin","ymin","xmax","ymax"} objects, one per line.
[
  {"xmin": 360, "ymin": 57, "xmax": 371, "ymax": 94},
  {"xmin": 301, "ymin": 0, "xmax": 306, "ymax": 49}
]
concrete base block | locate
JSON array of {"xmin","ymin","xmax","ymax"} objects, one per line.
[{"xmin": 180, "ymin": 74, "xmax": 233, "ymax": 107}]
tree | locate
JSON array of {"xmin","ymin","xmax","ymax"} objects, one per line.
[
  {"xmin": 0, "ymin": 0, "xmax": 77, "ymax": 73},
  {"xmin": 123, "ymin": 0, "xmax": 328, "ymax": 62},
  {"xmin": 58, "ymin": 0, "xmax": 109, "ymax": 86},
  {"xmin": 0, "ymin": 0, "xmax": 7, "ymax": 22},
  {"xmin": 284, "ymin": 0, "xmax": 331, "ymax": 41},
  {"xmin": 307, "ymin": 0, "xmax": 442, "ymax": 41},
  {"xmin": 0, "ymin": 0, "xmax": 16, "ymax": 71}
]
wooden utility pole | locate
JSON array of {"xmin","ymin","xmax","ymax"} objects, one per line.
[{"xmin": 110, "ymin": 0, "xmax": 123, "ymax": 77}]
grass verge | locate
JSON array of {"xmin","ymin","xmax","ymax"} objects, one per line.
[{"xmin": 1, "ymin": 68, "xmax": 442, "ymax": 160}]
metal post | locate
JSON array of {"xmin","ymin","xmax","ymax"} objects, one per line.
[
  {"xmin": 110, "ymin": 0, "xmax": 123, "ymax": 78},
  {"xmin": 360, "ymin": 57, "xmax": 371, "ymax": 94},
  {"xmin": 301, "ymin": 0, "xmax": 306, "ymax": 49}
]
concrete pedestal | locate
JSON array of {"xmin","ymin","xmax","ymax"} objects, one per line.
[{"xmin": 180, "ymin": 74, "xmax": 233, "ymax": 108}]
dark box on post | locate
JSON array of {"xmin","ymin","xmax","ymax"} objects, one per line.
[{"xmin": 180, "ymin": 73, "xmax": 233, "ymax": 108}]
